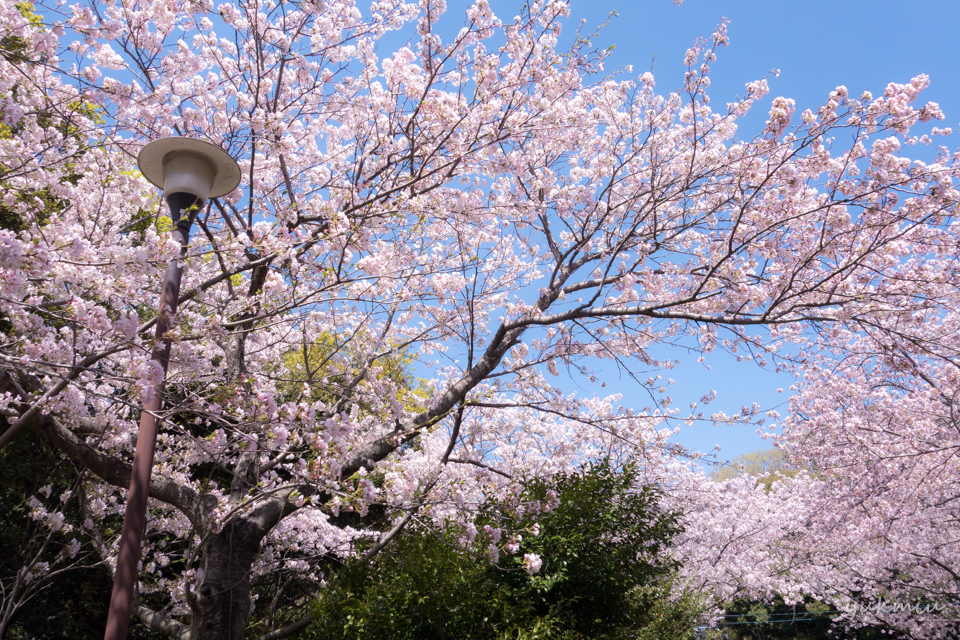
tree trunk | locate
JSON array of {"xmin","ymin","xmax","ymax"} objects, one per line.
[{"xmin": 190, "ymin": 518, "xmax": 262, "ymax": 640}]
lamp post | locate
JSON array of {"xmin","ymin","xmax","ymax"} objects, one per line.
[{"xmin": 104, "ymin": 138, "xmax": 240, "ymax": 640}]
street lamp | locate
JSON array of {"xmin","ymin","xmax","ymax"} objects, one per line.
[{"xmin": 105, "ymin": 138, "xmax": 240, "ymax": 640}]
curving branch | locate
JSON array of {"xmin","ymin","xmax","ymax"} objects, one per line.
[
  {"xmin": 133, "ymin": 602, "xmax": 192, "ymax": 640},
  {"xmin": 257, "ymin": 614, "xmax": 314, "ymax": 640}
]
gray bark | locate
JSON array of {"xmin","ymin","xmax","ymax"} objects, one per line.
[
  {"xmin": 189, "ymin": 496, "xmax": 292, "ymax": 639},
  {"xmin": 190, "ymin": 519, "xmax": 261, "ymax": 640}
]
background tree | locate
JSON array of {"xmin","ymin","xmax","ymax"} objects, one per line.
[
  {"xmin": 709, "ymin": 448, "xmax": 801, "ymax": 491},
  {"xmin": 311, "ymin": 461, "xmax": 699, "ymax": 640},
  {"xmin": 0, "ymin": 0, "xmax": 957, "ymax": 638},
  {"xmin": 773, "ymin": 318, "xmax": 960, "ymax": 639}
]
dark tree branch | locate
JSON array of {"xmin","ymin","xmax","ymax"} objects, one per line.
[
  {"xmin": 257, "ymin": 614, "xmax": 314, "ymax": 640},
  {"xmin": 133, "ymin": 601, "xmax": 192, "ymax": 640}
]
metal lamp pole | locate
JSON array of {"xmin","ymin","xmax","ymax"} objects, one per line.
[{"xmin": 104, "ymin": 138, "xmax": 240, "ymax": 640}]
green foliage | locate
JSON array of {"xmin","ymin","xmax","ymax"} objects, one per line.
[
  {"xmin": 711, "ymin": 448, "xmax": 791, "ymax": 481},
  {"xmin": 121, "ymin": 202, "xmax": 168, "ymax": 247},
  {"xmin": 505, "ymin": 460, "xmax": 682, "ymax": 635},
  {"xmin": 629, "ymin": 574, "xmax": 717, "ymax": 640},
  {"xmin": 312, "ymin": 526, "xmax": 517, "ymax": 640},
  {"xmin": 279, "ymin": 332, "xmax": 427, "ymax": 413},
  {"xmin": 310, "ymin": 461, "xmax": 703, "ymax": 640},
  {"xmin": 1, "ymin": 3, "xmax": 43, "ymax": 65}
]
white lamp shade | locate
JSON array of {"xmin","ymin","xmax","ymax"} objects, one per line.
[
  {"xmin": 162, "ymin": 151, "xmax": 216, "ymax": 202},
  {"xmin": 138, "ymin": 137, "xmax": 241, "ymax": 202}
]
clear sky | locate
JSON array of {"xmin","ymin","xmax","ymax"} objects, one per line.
[
  {"xmin": 478, "ymin": 0, "xmax": 960, "ymax": 464},
  {"xmin": 545, "ymin": 0, "xmax": 960, "ymax": 132}
]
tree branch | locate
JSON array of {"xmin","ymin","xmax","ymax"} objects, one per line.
[
  {"xmin": 0, "ymin": 369, "xmax": 210, "ymax": 525},
  {"xmin": 361, "ymin": 509, "xmax": 415, "ymax": 562},
  {"xmin": 0, "ymin": 346, "xmax": 126, "ymax": 448},
  {"xmin": 257, "ymin": 614, "xmax": 314, "ymax": 640},
  {"xmin": 447, "ymin": 457, "xmax": 513, "ymax": 479},
  {"xmin": 132, "ymin": 601, "xmax": 192, "ymax": 640}
]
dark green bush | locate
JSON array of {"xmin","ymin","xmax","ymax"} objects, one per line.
[{"xmin": 310, "ymin": 460, "xmax": 705, "ymax": 640}]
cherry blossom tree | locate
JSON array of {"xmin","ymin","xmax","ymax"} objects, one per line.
[
  {"xmin": 1, "ymin": 0, "xmax": 958, "ymax": 637},
  {"xmin": 772, "ymin": 309, "xmax": 960, "ymax": 638}
]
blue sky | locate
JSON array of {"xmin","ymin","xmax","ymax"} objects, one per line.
[
  {"xmin": 556, "ymin": 0, "xmax": 960, "ymax": 130},
  {"xmin": 498, "ymin": 0, "xmax": 960, "ymax": 463}
]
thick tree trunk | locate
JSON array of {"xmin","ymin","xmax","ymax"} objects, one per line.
[
  {"xmin": 190, "ymin": 518, "xmax": 262, "ymax": 640},
  {"xmin": 188, "ymin": 261, "xmax": 275, "ymax": 639}
]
